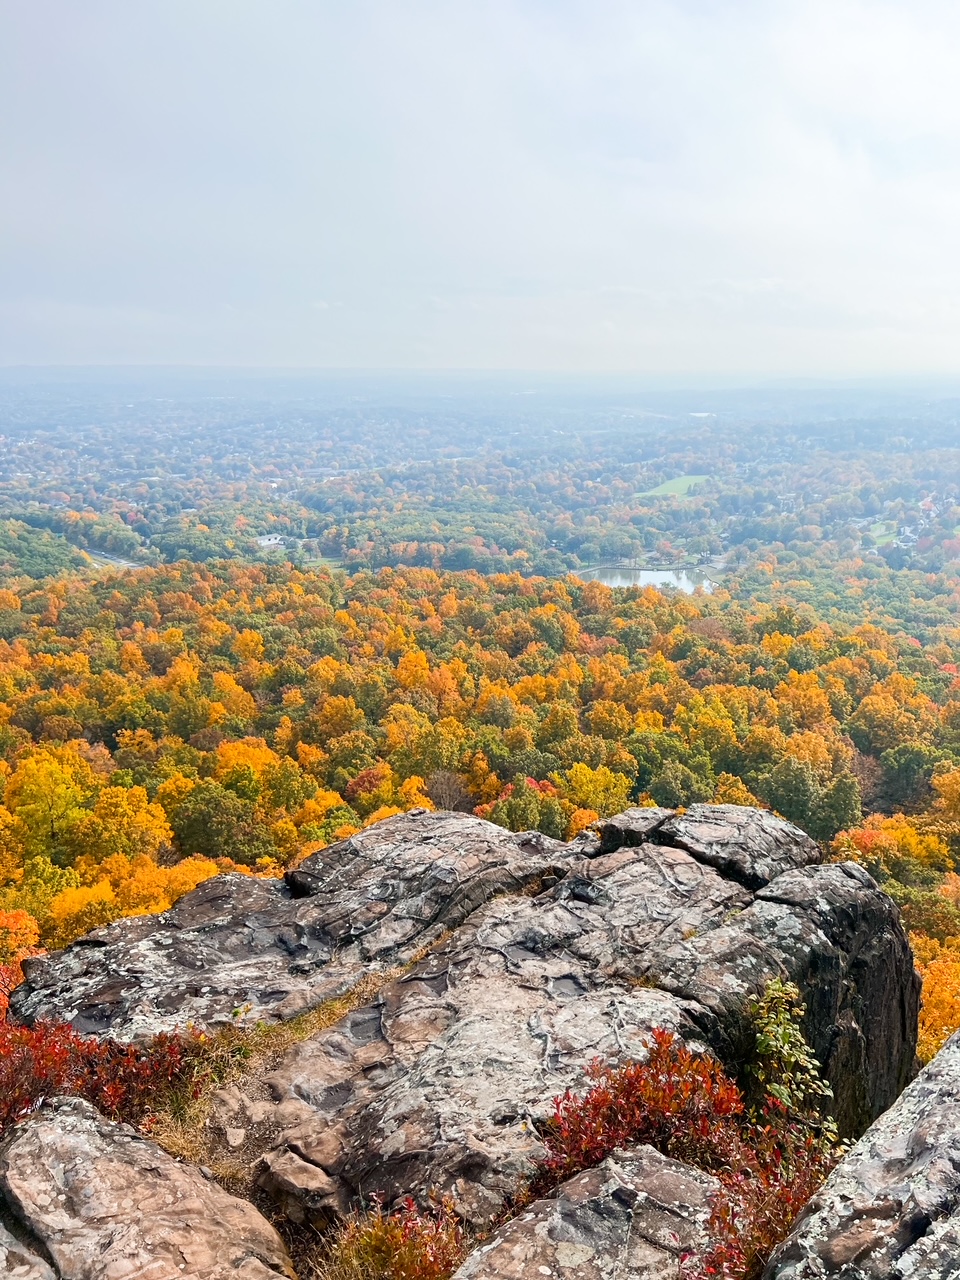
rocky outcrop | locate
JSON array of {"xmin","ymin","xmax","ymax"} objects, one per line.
[
  {"xmin": 238, "ymin": 828, "xmax": 915, "ymax": 1227},
  {"xmin": 6, "ymin": 805, "xmax": 920, "ymax": 1242},
  {"xmin": 764, "ymin": 1031, "xmax": 960, "ymax": 1280},
  {"xmin": 594, "ymin": 803, "xmax": 822, "ymax": 888},
  {"xmin": 11, "ymin": 812, "xmax": 574, "ymax": 1039},
  {"xmin": 0, "ymin": 1220, "xmax": 55, "ymax": 1280},
  {"xmin": 659, "ymin": 803, "xmax": 823, "ymax": 889},
  {"xmin": 0, "ymin": 1097, "xmax": 295, "ymax": 1280},
  {"xmin": 452, "ymin": 1145, "xmax": 719, "ymax": 1280}
]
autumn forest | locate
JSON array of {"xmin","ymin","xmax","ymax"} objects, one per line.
[{"xmin": 0, "ymin": 555, "xmax": 957, "ymax": 1064}]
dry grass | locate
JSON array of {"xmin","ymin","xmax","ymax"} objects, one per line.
[
  {"xmin": 306, "ymin": 1197, "xmax": 468, "ymax": 1280},
  {"xmin": 145, "ymin": 968, "xmax": 401, "ymax": 1185}
]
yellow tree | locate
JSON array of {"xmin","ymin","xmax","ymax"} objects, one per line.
[
  {"xmin": 553, "ymin": 763, "xmax": 631, "ymax": 818},
  {"xmin": 5, "ymin": 745, "xmax": 97, "ymax": 862},
  {"xmin": 64, "ymin": 785, "xmax": 173, "ymax": 866}
]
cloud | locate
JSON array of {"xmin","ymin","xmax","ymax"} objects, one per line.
[{"xmin": 2, "ymin": 0, "xmax": 960, "ymax": 373}]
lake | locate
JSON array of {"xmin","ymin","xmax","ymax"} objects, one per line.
[{"xmin": 577, "ymin": 566, "xmax": 716, "ymax": 593}]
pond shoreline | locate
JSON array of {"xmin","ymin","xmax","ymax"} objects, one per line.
[{"xmin": 576, "ymin": 564, "xmax": 719, "ymax": 593}]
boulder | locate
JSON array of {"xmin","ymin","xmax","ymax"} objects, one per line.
[
  {"xmin": 452, "ymin": 1145, "xmax": 719, "ymax": 1280},
  {"xmin": 658, "ymin": 803, "xmax": 821, "ymax": 889},
  {"xmin": 0, "ymin": 1096, "xmax": 295, "ymax": 1280},
  {"xmin": 10, "ymin": 811, "xmax": 574, "ymax": 1040},
  {"xmin": 764, "ymin": 1031, "xmax": 960, "ymax": 1280},
  {"xmin": 236, "ymin": 822, "xmax": 915, "ymax": 1227},
  {"xmin": 594, "ymin": 806, "xmax": 673, "ymax": 852}
]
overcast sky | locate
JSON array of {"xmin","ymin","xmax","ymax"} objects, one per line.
[{"xmin": 4, "ymin": 1, "xmax": 960, "ymax": 375}]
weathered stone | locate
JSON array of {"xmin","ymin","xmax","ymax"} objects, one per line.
[
  {"xmin": 10, "ymin": 811, "xmax": 574, "ymax": 1040},
  {"xmin": 235, "ymin": 831, "xmax": 915, "ymax": 1226},
  {"xmin": 452, "ymin": 1145, "xmax": 719, "ymax": 1280},
  {"xmin": 594, "ymin": 806, "xmax": 674, "ymax": 853},
  {"xmin": 764, "ymin": 1031, "xmax": 960, "ymax": 1280},
  {"xmin": 0, "ymin": 1096, "xmax": 295, "ymax": 1279},
  {"xmin": 7, "ymin": 805, "xmax": 918, "ymax": 1246},
  {"xmin": 249, "ymin": 930, "xmax": 702, "ymax": 1225},
  {"xmin": 658, "ymin": 803, "xmax": 821, "ymax": 888},
  {"xmin": 0, "ymin": 1219, "xmax": 55, "ymax": 1280}
]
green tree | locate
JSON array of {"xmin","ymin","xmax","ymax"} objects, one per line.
[
  {"xmin": 759, "ymin": 758, "xmax": 819, "ymax": 831},
  {"xmin": 809, "ymin": 774, "xmax": 861, "ymax": 842},
  {"xmin": 648, "ymin": 761, "xmax": 711, "ymax": 809},
  {"xmin": 170, "ymin": 781, "xmax": 274, "ymax": 866},
  {"xmin": 880, "ymin": 742, "xmax": 941, "ymax": 807}
]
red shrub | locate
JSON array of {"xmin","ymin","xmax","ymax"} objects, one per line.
[
  {"xmin": 535, "ymin": 1028, "xmax": 745, "ymax": 1187},
  {"xmin": 532, "ymin": 1030, "xmax": 838, "ymax": 1280},
  {"xmin": 0, "ymin": 1019, "xmax": 209, "ymax": 1136},
  {"xmin": 697, "ymin": 1134, "xmax": 833, "ymax": 1280}
]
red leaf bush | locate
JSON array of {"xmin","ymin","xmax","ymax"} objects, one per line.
[
  {"xmin": 532, "ymin": 1029, "xmax": 838, "ymax": 1280},
  {"xmin": 534, "ymin": 1027, "xmax": 745, "ymax": 1187},
  {"xmin": 0, "ymin": 1019, "xmax": 210, "ymax": 1136}
]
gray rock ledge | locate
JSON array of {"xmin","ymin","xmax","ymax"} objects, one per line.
[
  {"xmin": 452, "ymin": 1145, "xmax": 719, "ymax": 1280},
  {"xmin": 765, "ymin": 1031, "xmax": 960, "ymax": 1280}
]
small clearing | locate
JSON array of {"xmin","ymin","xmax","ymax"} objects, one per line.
[{"xmin": 640, "ymin": 474, "xmax": 711, "ymax": 497}]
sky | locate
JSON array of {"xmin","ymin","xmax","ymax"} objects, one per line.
[{"xmin": 4, "ymin": 1, "xmax": 960, "ymax": 376}]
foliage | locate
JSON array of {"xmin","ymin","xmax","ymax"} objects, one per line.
[
  {"xmin": 0, "ymin": 521, "xmax": 87, "ymax": 579},
  {"xmin": 0, "ymin": 1019, "xmax": 212, "ymax": 1137},
  {"xmin": 832, "ymin": 812, "xmax": 950, "ymax": 887},
  {"xmin": 649, "ymin": 759, "xmax": 713, "ymax": 807},
  {"xmin": 317, "ymin": 1197, "xmax": 467, "ymax": 1280},
  {"xmin": 0, "ymin": 907, "xmax": 40, "ymax": 1020},
  {"xmin": 914, "ymin": 937, "xmax": 960, "ymax": 1064},
  {"xmin": 477, "ymin": 777, "xmax": 568, "ymax": 839},
  {"xmin": 41, "ymin": 854, "xmax": 220, "ymax": 949},
  {"xmin": 744, "ymin": 979, "xmax": 836, "ymax": 1136},
  {"xmin": 882, "ymin": 882, "xmax": 960, "ymax": 942},
  {"xmin": 758, "ymin": 759, "xmax": 861, "ymax": 841},
  {"xmin": 533, "ymin": 1029, "xmax": 745, "ymax": 1188},
  {"xmin": 532, "ymin": 1020, "xmax": 839, "ymax": 1280},
  {"xmin": 170, "ymin": 780, "xmax": 276, "ymax": 866},
  {"xmin": 0, "ymin": 909, "xmax": 39, "ymax": 965}
]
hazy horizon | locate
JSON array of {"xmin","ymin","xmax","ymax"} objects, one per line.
[{"xmin": 6, "ymin": 2, "xmax": 960, "ymax": 377}]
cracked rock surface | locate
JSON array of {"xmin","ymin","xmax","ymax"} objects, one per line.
[
  {"xmin": 10, "ymin": 811, "xmax": 573, "ymax": 1040},
  {"xmin": 764, "ymin": 1031, "xmax": 960, "ymax": 1280},
  {"xmin": 658, "ymin": 803, "xmax": 823, "ymax": 889},
  {"xmin": 452, "ymin": 1145, "xmax": 719, "ymax": 1280},
  {"xmin": 6, "ymin": 805, "xmax": 921, "ymax": 1256},
  {"xmin": 218, "ymin": 808, "xmax": 913, "ymax": 1227},
  {"xmin": 0, "ymin": 1097, "xmax": 295, "ymax": 1280}
]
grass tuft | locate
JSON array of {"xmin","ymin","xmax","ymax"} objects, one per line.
[{"xmin": 145, "ymin": 969, "xmax": 401, "ymax": 1183}]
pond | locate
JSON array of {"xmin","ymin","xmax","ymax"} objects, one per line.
[{"xmin": 576, "ymin": 566, "xmax": 716, "ymax": 593}]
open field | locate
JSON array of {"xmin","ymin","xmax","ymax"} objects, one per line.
[
  {"xmin": 869, "ymin": 522, "xmax": 897, "ymax": 546},
  {"xmin": 640, "ymin": 474, "xmax": 711, "ymax": 496}
]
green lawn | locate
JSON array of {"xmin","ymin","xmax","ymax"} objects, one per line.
[
  {"xmin": 640, "ymin": 474, "xmax": 711, "ymax": 497},
  {"xmin": 869, "ymin": 522, "xmax": 897, "ymax": 546},
  {"xmin": 298, "ymin": 554, "xmax": 344, "ymax": 571}
]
